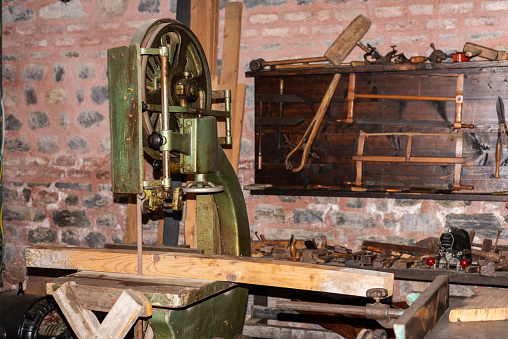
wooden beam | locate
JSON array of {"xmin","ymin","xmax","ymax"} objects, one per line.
[
  {"xmin": 191, "ymin": 0, "xmax": 219, "ymax": 76},
  {"xmin": 231, "ymin": 83, "xmax": 246, "ymax": 173},
  {"xmin": 449, "ymin": 288, "xmax": 508, "ymax": 322},
  {"xmin": 53, "ymin": 282, "xmax": 100, "ymax": 338},
  {"xmin": 218, "ymin": 2, "xmax": 243, "ymax": 167},
  {"xmin": 125, "ymin": 194, "xmax": 137, "ymax": 244},
  {"xmin": 393, "ymin": 275, "xmax": 449, "ymax": 339},
  {"xmin": 26, "ymin": 247, "xmax": 394, "ymax": 297}
]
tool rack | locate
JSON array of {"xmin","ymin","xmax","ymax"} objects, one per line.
[{"xmin": 246, "ymin": 60, "xmax": 508, "ymax": 200}]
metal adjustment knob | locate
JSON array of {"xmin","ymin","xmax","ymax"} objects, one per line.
[
  {"xmin": 152, "ymin": 159, "xmax": 163, "ymax": 172},
  {"xmin": 366, "ymin": 288, "xmax": 388, "ymax": 303},
  {"xmin": 147, "ymin": 132, "xmax": 164, "ymax": 150}
]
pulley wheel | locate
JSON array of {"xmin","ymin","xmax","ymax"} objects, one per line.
[{"xmin": 131, "ymin": 19, "xmax": 212, "ymax": 160}]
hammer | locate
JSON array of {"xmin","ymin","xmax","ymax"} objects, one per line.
[{"xmin": 249, "ymin": 16, "xmax": 372, "ymax": 71}]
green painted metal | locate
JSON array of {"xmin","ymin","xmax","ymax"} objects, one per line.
[
  {"xmin": 208, "ymin": 144, "xmax": 251, "ymax": 257},
  {"xmin": 108, "ymin": 45, "xmax": 143, "ymax": 194},
  {"xmin": 181, "ymin": 117, "xmax": 218, "ymax": 174},
  {"xmin": 150, "ymin": 287, "xmax": 248, "ymax": 339},
  {"xmin": 108, "ymin": 18, "xmax": 251, "ymax": 338}
]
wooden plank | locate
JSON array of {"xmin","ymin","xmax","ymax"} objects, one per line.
[
  {"xmin": 190, "ymin": 0, "xmax": 219, "ymax": 76},
  {"xmin": 393, "ymin": 275, "xmax": 449, "ymax": 339},
  {"xmin": 26, "ymin": 246, "xmax": 394, "ymax": 297},
  {"xmin": 125, "ymin": 194, "xmax": 137, "ymax": 244},
  {"xmin": 218, "ymin": 2, "xmax": 243, "ymax": 165},
  {"xmin": 361, "ymin": 240, "xmax": 434, "ymax": 255},
  {"xmin": 53, "ymin": 282, "xmax": 100, "ymax": 339},
  {"xmin": 47, "ymin": 271, "xmax": 235, "ymax": 308},
  {"xmin": 184, "ymin": 193, "xmax": 197, "ymax": 248},
  {"xmin": 449, "ymin": 288, "xmax": 508, "ymax": 322},
  {"xmin": 92, "ymin": 289, "xmax": 150, "ymax": 339},
  {"xmin": 231, "ymin": 83, "xmax": 246, "ymax": 173}
]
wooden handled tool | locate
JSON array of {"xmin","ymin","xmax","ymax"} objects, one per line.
[
  {"xmin": 463, "ymin": 42, "xmax": 508, "ymax": 61},
  {"xmin": 250, "ymin": 19, "xmax": 372, "ymax": 71},
  {"xmin": 284, "ymin": 15, "xmax": 371, "ymax": 172}
]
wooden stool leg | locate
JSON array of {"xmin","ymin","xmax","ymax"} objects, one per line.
[
  {"xmin": 53, "ymin": 282, "xmax": 151, "ymax": 339},
  {"xmin": 53, "ymin": 282, "xmax": 100, "ymax": 339},
  {"xmin": 92, "ymin": 290, "xmax": 151, "ymax": 339}
]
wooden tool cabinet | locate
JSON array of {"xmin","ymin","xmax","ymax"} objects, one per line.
[{"xmin": 246, "ymin": 60, "xmax": 508, "ymax": 200}]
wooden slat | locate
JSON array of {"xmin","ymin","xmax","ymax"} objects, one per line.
[
  {"xmin": 231, "ymin": 83, "xmax": 246, "ymax": 173},
  {"xmin": 26, "ymin": 246, "xmax": 394, "ymax": 297},
  {"xmin": 125, "ymin": 194, "xmax": 137, "ymax": 244},
  {"xmin": 91, "ymin": 289, "xmax": 150, "ymax": 339},
  {"xmin": 190, "ymin": 0, "xmax": 219, "ymax": 76},
  {"xmin": 53, "ymin": 282, "xmax": 100, "ymax": 339},
  {"xmin": 393, "ymin": 275, "xmax": 449, "ymax": 339},
  {"xmin": 218, "ymin": 2, "xmax": 243, "ymax": 166},
  {"xmin": 449, "ymin": 288, "xmax": 508, "ymax": 323}
]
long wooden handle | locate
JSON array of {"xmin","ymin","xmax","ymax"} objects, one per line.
[
  {"xmin": 290, "ymin": 74, "xmax": 342, "ymax": 172},
  {"xmin": 496, "ymin": 136, "xmax": 502, "ymax": 178}
]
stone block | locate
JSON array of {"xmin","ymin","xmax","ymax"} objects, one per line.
[
  {"xmin": 53, "ymin": 209, "xmax": 90, "ymax": 227},
  {"xmin": 55, "ymin": 182, "xmax": 92, "ymax": 191},
  {"xmin": 293, "ymin": 208, "xmax": 323, "ymax": 223},
  {"xmin": 331, "ymin": 211, "xmax": 377, "ymax": 229},
  {"xmin": 91, "ymin": 85, "xmax": 109, "ymax": 105},
  {"xmin": 77, "ymin": 110, "xmax": 105, "ymax": 128},
  {"xmin": 3, "ymin": 205, "xmax": 45, "ymax": 222},
  {"xmin": 25, "ymin": 85, "xmax": 38, "ymax": 105},
  {"xmin": 21, "ymin": 64, "xmax": 46, "ymax": 82},
  {"xmin": 28, "ymin": 227, "xmax": 57, "ymax": 244},
  {"xmin": 445, "ymin": 213, "xmax": 504, "ymax": 239},
  {"xmin": 401, "ymin": 213, "xmax": 440, "ymax": 233},
  {"xmin": 138, "ymin": 0, "xmax": 161, "ymax": 14},
  {"xmin": 6, "ymin": 137, "xmax": 31, "ymax": 152},
  {"xmin": 61, "ymin": 230, "xmax": 80, "ymax": 246},
  {"xmin": 97, "ymin": 213, "xmax": 118, "ymax": 228},
  {"xmin": 82, "ymin": 193, "xmax": 113, "ymax": 208},
  {"xmin": 85, "ymin": 231, "xmax": 107, "ymax": 248},
  {"xmin": 243, "ymin": 0, "xmax": 288, "ymax": 9},
  {"xmin": 39, "ymin": 1, "xmax": 88, "ymax": 19},
  {"xmin": 67, "ymin": 135, "xmax": 90, "ymax": 153},
  {"xmin": 46, "ymin": 87, "xmax": 69, "ymax": 104},
  {"xmin": 6, "ymin": 114, "xmax": 22, "ymax": 131},
  {"xmin": 28, "ymin": 111, "xmax": 50, "ymax": 130},
  {"xmin": 3, "ymin": 5, "xmax": 35, "ymax": 23},
  {"xmin": 38, "ymin": 136, "xmax": 59, "ymax": 154},
  {"xmin": 3, "ymin": 64, "xmax": 16, "ymax": 83},
  {"xmin": 254, "ymin": 203, "xmax": 285, "ymax": 223},
  {"xmin": 65, "ymin": 195, "xmax": 79, "ymax": 206}
]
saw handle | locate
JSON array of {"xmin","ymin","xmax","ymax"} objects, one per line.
[{"xmin": 284, "ymin": 74, "xmax": 341, "ymax": 172}]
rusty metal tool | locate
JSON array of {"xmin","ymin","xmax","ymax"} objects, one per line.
[
  {"xmin": 495, "ymin": 97, "xmax": 508, "ymax": 178},
  {"xmin": 429, "ymin": 43, "xmax": 452, "ymax": 63},
  {"xmin": 494, "ymin": 228, "xmax": 503, "ymax": 253},
  {"xmin": 284, "ymin": 15, "xmax": 371, "ymax": 172}
]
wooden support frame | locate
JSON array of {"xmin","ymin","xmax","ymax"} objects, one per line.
[
  {"xmin": 351, "ymin": 131, "xmax": 472, "ymax": 192},
  {"xmin": 393, "ymin": 275, "xmax": 449, "ymax": 339},
  {"xmin": 26, "ymin": 246, "xmax": 394, "ymax": 297},
  {"xmin": 52, "ymin": 281, "xmax": 151, "ymax": 339},
  {"xmin": 340, "ymin": 73, "xmax": 470, "ymax": 129}
]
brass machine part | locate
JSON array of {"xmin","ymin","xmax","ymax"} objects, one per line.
[{"xmin": 284, "ymin": 15, "xmax": 371, "ymax": 173}]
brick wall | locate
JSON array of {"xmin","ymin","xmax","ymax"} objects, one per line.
[{"xmin": 2, "ymin": 0, "xmax": 508, "ymax": 292}]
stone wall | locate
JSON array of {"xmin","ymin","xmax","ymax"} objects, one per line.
[{"xmin": 2, "ymin": 0, "xmax": 508, "ymax": 292}]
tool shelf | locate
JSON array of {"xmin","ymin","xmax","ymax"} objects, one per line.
[{"xmin": 246, "ymin": 60, "xmax": 508, "ymax": 200}]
